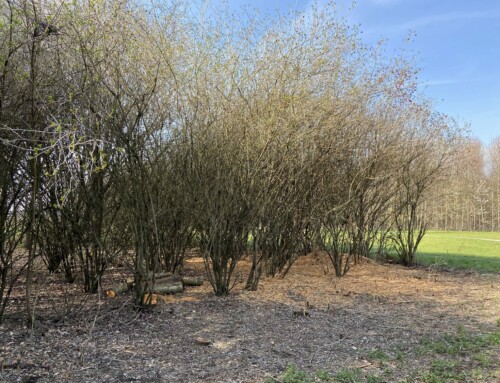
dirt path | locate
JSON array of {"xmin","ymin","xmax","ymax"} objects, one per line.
[{"xmin": 1, "ymin": 254, "xmax": 498, "ymax": 382}]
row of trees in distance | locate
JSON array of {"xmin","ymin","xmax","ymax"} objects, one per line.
[{"xmin": 426, "ymin": 138, "xmax": 500, "ymax": 231}]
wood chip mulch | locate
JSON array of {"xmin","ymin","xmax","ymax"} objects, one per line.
[{"xmin": 1, "ymin": 253, "xmax": 498, "ymax": 382}]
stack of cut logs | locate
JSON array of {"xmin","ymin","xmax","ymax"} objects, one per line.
[{"xmin": 106, "ymin": 272, "xmax": 203, "ymax": 304}]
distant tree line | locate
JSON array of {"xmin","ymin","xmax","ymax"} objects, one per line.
[
  {"xmin": 0, "ymin": 0, "xmax": 462, "ymax": 322},
  {"xmin": 425, "ymin": 138, "xmax": 500, "ymax": 232}
]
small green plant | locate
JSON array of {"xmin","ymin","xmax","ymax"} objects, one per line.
[
  {"xmin": 334, "ymin": 368, "xmax": 362, "ymax": 383},
  {"xmin": 419, "ymin": 359, "xmax": 464, "ymax": 382},
  {"xmin": 269, "ymin": 366, "xmax": 334, "ymax": 383},
  {"xmin": 473, "ymin": 352, "xmax": 493, "ymax": 367},
  {"xmin": 382, "ymin": 367, "xmax": 393, "ymax": 377},
  {"xmin": 315, "ymin": 370, "xmax": 332, "ymax": 381},
  {"xmin": 394, "ymin": 349, "xmax": 406, "ymax": 362},
  {"xmin": 471, "ymin": 368, "xmax": 485, "ymax": 380},
  {"xmin": 367, "ymin": 348, "xmax": 388, "ymax": 361},
  {"xmin": 365, "ymin": 375, "xmax": 383, "ymax": 383},
  {"xmin": 281, "ymin": 365, "xmax": 312, "ymax": 383},
  {"xmin": 487, "ymin": 329, "xmax": 500, "ymax": 344}
]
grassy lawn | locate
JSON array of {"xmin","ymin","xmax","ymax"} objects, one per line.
[{"xmin": 417, "ymin": 231, "xmax": 500, "ymax": 273}]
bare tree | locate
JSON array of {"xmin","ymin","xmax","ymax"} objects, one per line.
[{"xmin": 390, "ymin": 110, "xmax": 459, "ymax": 266}]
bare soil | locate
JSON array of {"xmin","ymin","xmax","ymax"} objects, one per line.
[{"xmin": 1, "ymin": 253, "xmax": 499, "ymax": 383}]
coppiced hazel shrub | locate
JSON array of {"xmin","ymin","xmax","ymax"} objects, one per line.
[{"xmin": 0, "ymin": 0, "xmax": 462, "ymax": 315}]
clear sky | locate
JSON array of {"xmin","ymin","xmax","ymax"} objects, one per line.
[{"xmin": 217, "ymin": 0, "xmax": 500, "ymax": 143}]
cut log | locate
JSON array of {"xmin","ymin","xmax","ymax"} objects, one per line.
[
  {"xmin": 181, "ymin": 277, "xmax": 203, "ymax": 287},
  {"xmin": 123, "ymin": 274, "xmax": 179, "ymax": 290},
  {"xmin": 127, "ymin": 272, "xmax": 174, "ymax": 286},
  {"xmin": 155, "ymin": 274, "xmax": 182, "ymax": 284},
  {"xmin": 152, "ymin": 281, "xmax": 184, "ymax": 294},
  {"xmin": 107, "ymin": 274, "xmax": 196, "ymax": 297},
  {"xmin": 143, "ymin": 293, "xmax": 158, "ymax": 305},
  {"xmin": 155, "ymin": 275, "xmax": 203, "ymax": 287},
  {"xmin": 146, "ymin": 274, "xmax": 203, "ymax": 287},
  {"xmin": 106, "ymin": 284, "xmax": 131, "ymax": 298},
  {"xmin": 126, "ymin": 278, "xmax": 135, "ymax": 289},
  {"xmin": 146, "ymin": 271, "xmax": 173, "ymax": 280}
]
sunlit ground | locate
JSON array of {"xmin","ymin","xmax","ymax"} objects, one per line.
[{"xmin": 417, "ymin": 231, "xmax": 500, "ymax": 273}]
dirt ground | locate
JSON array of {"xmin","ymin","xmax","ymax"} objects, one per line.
[{"xmin": 0, "ymin": 253, "xmax": 499, "ymax": 383}]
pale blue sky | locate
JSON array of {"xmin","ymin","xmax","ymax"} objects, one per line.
[{"xmin": 215, "ymin": 0, "xmax": 500, "ymax": 143}]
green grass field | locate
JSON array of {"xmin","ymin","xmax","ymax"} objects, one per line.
[{"xmin": 417, "ymin": 231, "xmax": 500, "ymax": 273}]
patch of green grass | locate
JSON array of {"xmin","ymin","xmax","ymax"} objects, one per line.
[
  {"xmin": 281, "ymin": 365, "xmax": 312, "ymax": 383},
  {"xmin": 334, "ymin": 368, "xmax": 362, "ymax": 383},
  {"xmin": 364, "ymin": 375, "xmax": 383, "ymax": 383},
  {"xmin": 420, "ymin": 359, "xmax": 465, "ymax": 382},
  {"xmin": 415, "ymin": 327, "xmax": 500, "ymax": 382},
  {"xmin": 474, "ymin": 352, "xmax": 493, "ymax": 367},
  {"xmin": 268, "ymin": 366, "xmax": 367, "ymax": 383},
  {"xmin": 394, "ymin": 348, "xmax": 406, "ymax": 362},
  {"xmin": 367, "ymin": 348, "xmax": 388, "ymax": 361},
  {"xmin": 266, "ymin": 365, "xmax": 332, "ymax": 383},
  {"xmin": 315, "ymin": 370, "xmax": 332, "ymax": 381},
  {"xmin": 417, "ymin": 230, "xmax": 500, "ymax": 272},
  {"xmin": 382, "ymin": 367, "xmax": 393, "ymax": 377},
  {"xmin": 268, "ymin": 327, "xmax": 499, "ymax": 383},
  {"xmin": 418, "ymin": 327, "xmax": 500, "ymax": 356},
  {"xmin": 471, "ymin": 368, "xmax": 486, "ymax": 380}
]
